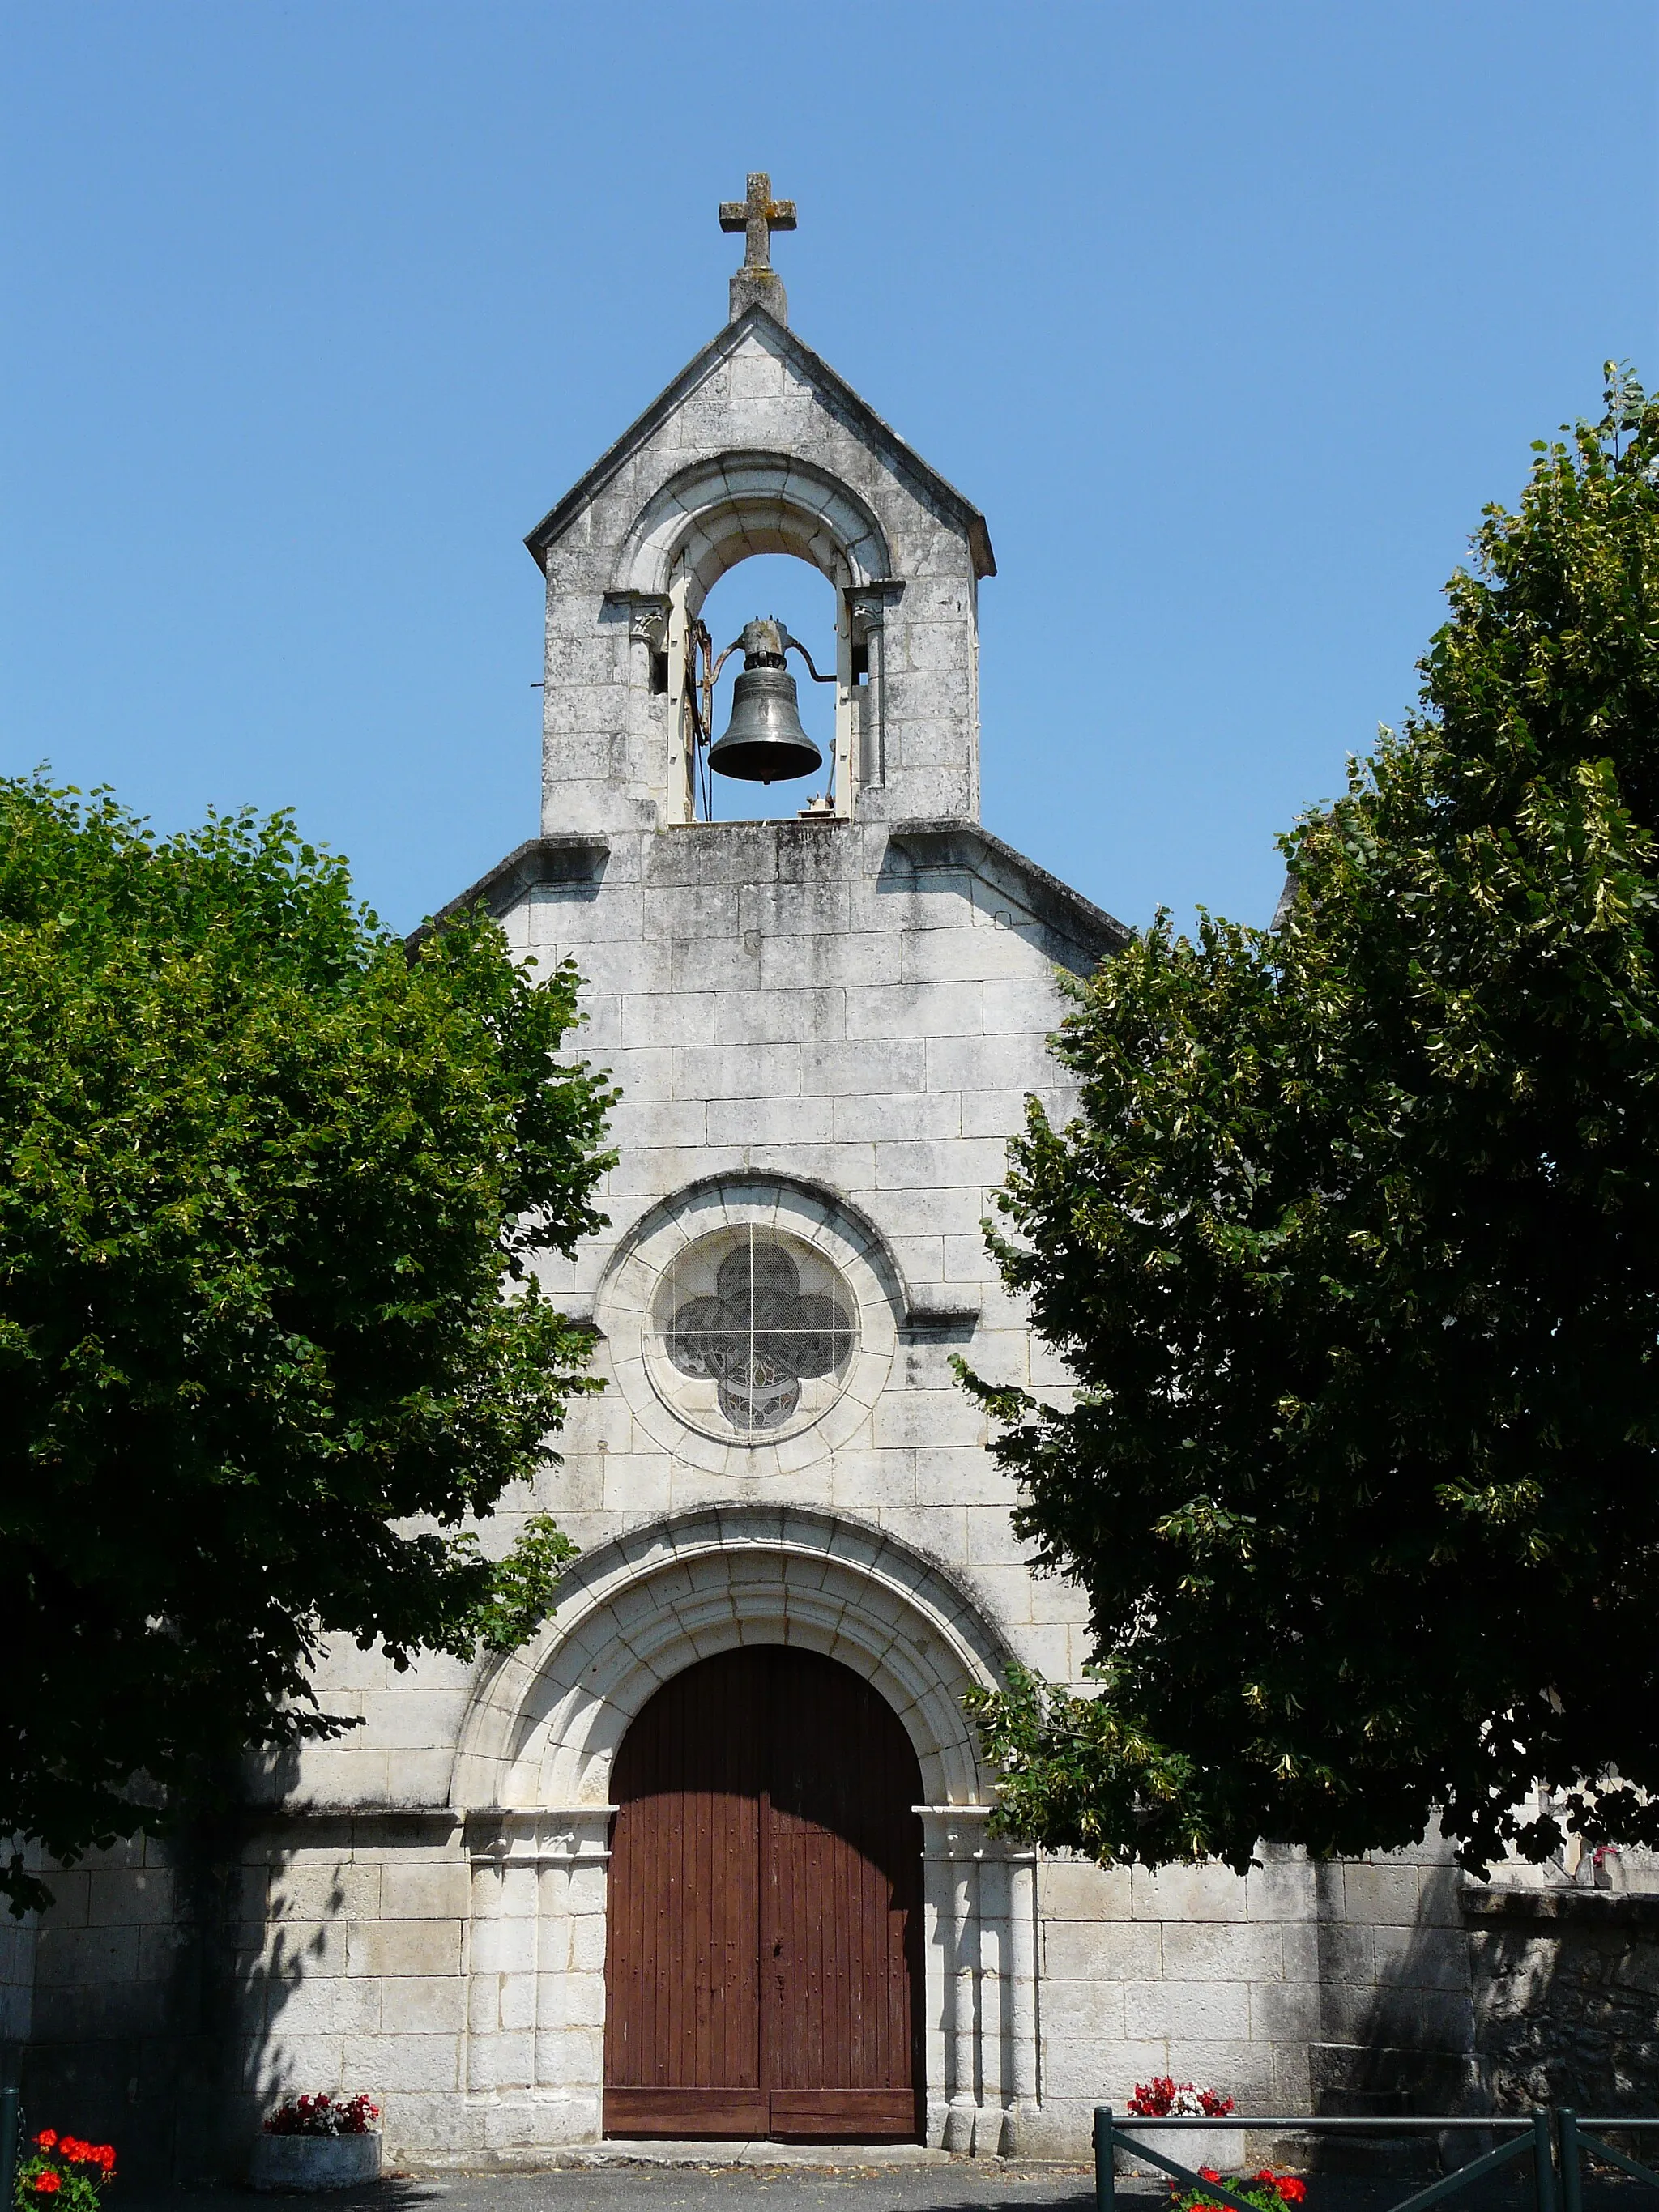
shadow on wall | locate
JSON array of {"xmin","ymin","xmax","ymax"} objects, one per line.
[
  {"xmin": 1466, "ymin": 1890, "xmax": 1659, "ymax": 2112},
  {"xmin": 20, "ymin": 1801, "xmax": 258, "ymax": 2188},
  {"xmin": 1308, "ymin": 1852, "xmax": 1659, "ymax": 2149},
  {"xmin": 1310, "ymin": 1855, "xmax": 1482, "ymax": 2132},
  {"xmin": 15, "ymin": 1742, "xmax": 364, "ymax": 2190}
]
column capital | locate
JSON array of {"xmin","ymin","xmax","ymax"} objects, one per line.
[
  {"xmin": 847, "ymin": 578, "xmax": 906, "ymax": 631},
  {"xmin": 466, "ymin": 1805, "xmax": 616, "ymax": 1869},
  {"xmin": 601, "ymin": 590, "xmax": 672, "ymax": 648},
  {"xmin": 915, "ymin": 1803, "xmax": 997, "ymax": 1859}
]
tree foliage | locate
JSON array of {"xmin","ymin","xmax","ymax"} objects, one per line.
[
  {"xmin": 0, "ymin": 778, "xmax": 614, "ymax": 1910},
  {"xmin": 965, "ymin": 366, "xmax": 1659, "ymax": 1874}
]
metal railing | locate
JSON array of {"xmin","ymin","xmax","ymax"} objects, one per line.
[
  {"xmin": 1559, "ymin": 2114, "xmax": 1659, "ymax": 2212},
  {"xmin": 1094, "ymin": 2110, "xmax": 1559, "ymax": 2212}
]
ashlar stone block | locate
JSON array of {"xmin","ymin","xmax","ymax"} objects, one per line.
[
  {"xmin": 1132, "ymin": 1861, "xmax": 1251, "ymax": 1923},
  {"xmin": 1039, "ymin": 1857, "xmax": 1133, "ymax": 1924},
  {"xmin": 1160, "ymin": 1921, "xmax": 1286, "ymax": 1984},
  {"xmin": 379, "ymin": 1864, "xmax": 471, "ymax": 1921},
  {"xmin": 345, "ymin": 1918, "xmax": 462, "ymax": 1980},
  {"xmin": 1341, "ymin": 1860, "xmax": 1422, "ymax": 1926},
  {"xmin": 1044, "ymin": 1919, "xmax": 1160, "ymax": 1980},
  {"xmin": 1124, "ymin": 1979, "xmax": 1252, "ymax": 2041},
  {"xmin": 1042, "ymin": 1979, "xmax": 1128, "ymax": 2039},
  {"xmin": 342, "ymin": 2030, "xmax": 463, "ymax": 2093}
]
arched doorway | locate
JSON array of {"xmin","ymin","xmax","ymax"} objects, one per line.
[{"xmin": 603, "ymin": 1644, "xmax": 924, "ymax": 2142}]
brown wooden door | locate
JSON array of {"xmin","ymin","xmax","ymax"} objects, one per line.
[{"xmin": 604, "ymin": 1646, "xmax": 923, "ymax": 2142}]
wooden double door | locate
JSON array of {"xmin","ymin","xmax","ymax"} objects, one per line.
[{"xmin": 604, "ymin": 1645, "xmax": 924, "ymax": 2141}]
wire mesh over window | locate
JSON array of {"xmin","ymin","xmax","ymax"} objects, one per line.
[{"xmin": 659, "ymin": 1226, "xmax": 856, "ymax": 1434}]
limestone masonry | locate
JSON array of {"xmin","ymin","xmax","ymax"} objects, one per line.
[{"xmin": 11, "ymin": 204, "xmax": 1657, "ymax": 2184}]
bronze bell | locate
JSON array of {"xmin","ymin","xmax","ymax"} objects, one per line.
[{"xmin": 707, "ymin": 618, "xmax": 824, "ymax": 784}]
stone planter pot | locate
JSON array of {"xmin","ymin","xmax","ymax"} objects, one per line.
[
  {"xmin": 249, "ymin": 2130, "xmax": 382, "ymax": 2193},
  {"xmin": 1116, "ymin": 2125, "xmax": 1242, "ymax": 2183}
]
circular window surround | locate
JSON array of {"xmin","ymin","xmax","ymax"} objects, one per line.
[{"xmin": 596, "ymin": 1178, "xmax": 900, "ymax": 1478}]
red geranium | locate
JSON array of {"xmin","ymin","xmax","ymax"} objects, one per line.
[
  {"xmin": 1171, "ymin": 2167, "xmax": 1306, "ymax": 2212},
  {"xmin": 15, "ymin": 2125, "xmax": 117, "ymax": 2210}
]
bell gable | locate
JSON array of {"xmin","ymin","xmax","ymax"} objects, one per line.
[{"xmin": 527, "ymin": 306, "xmax": 993, "ymax": 834}]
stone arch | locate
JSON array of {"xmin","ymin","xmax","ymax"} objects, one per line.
[
  {"xmin": 450, "ymin": 1503, "xmax": 1010, "ymax": 1813},
  {"xmin": 614, "ymin": 452, "xmax": 892, "ymax": 614},
  {"xmin": 601, "ymin": 1168, "xmax": 911, "ymax": 1313}
]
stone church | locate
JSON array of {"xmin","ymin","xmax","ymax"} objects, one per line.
[{"xmin": 9, "ymin": 182, "xmax": 1656, "ymax": 2180}]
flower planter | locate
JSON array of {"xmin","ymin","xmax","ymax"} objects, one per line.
[
  {"xmin": 1116, "ymin": 2129, "xmax": 1240, "ymax": 2181},
  {"xmin": 249, "ymin": 2129, "xmax": 382, "ymax": 2193},
  {"xmin": 1157, "ymin": 2126, "xmax": 1242, "ymax": 2180}
]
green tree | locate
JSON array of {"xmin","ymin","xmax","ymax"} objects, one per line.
[
  {"xmin": 0, "ymin": 778, "xmax": 614, "ymax": 1911},
  {"xmin": 965, "ymin": 366, "xmax": 1659, "ymax": 1875}
]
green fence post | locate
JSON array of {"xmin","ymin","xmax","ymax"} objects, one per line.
[
  {"xmin": 1533, "ymin": 2108, "xmax": 1559, "ymax": 2212},
  {"xmin": 1558, "ymin": 2110, "xmax": 1581, "ymax": 2212},
  {"xmin": 0, "ymin": 2080, "xmax": 18, "ymax": 2210},
  {"xmin": 1096, "ymin": 2105, "xmax": 1117, "ymax": 2212}
]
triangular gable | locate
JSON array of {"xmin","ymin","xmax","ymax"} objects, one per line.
[{"xmin": 523, "ymin": 306, "xmax": 996, "ymax": 580}]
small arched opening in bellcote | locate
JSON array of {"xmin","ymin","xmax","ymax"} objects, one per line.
[
  {"xmin": 610, "ymin": 452, "xmax": 901, "ymax": 828},
  {"xmin": 694, "ymin": 554, "xmax": 839, "ymax": 823}
]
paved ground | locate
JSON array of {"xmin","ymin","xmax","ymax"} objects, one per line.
[
  {"xmin": 122, "ymin": 2159, "xmax": 1103, "ymax": 2212},
  {"xmin": 114, "ymin": 2162, "xmax": 1640, "ymax": 2212}
]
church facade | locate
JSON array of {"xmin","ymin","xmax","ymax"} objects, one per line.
[{"xmin": 11, "ymin": 186, "xmax": 1657, "ymax": 2180}]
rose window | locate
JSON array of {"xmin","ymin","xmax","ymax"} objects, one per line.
[{"xmin": 655, "ymin": 1227, "xmax": 856, "ymax": 1436}]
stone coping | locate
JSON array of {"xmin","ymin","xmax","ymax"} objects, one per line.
[{"xmin": 1462, "ymin": 1884, "xmax": 1659, "ymax": 1927}]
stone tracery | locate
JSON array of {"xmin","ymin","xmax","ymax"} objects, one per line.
[{"xmin": 663, "ymin": 1230, "xmax": 855, "ymax": 1431}]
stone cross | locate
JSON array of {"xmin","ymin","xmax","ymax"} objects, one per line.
[
  {"xmin": 720, "ymin": 173, "xmax": 796, "ymax": 269},
  {"xmin": 720, "ymin": 173, "xmax": 796, "ymax": 326}
]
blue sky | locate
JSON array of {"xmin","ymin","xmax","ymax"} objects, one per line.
[{"xmin": 4, "ymin": 3, "xmax": 1655, "ymax": 937}]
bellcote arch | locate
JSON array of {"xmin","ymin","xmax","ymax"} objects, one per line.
[
  {"xmin": 605, "ymin": 453, "xmax": 902, "ymax": 827},
  {"xmin": 613, "ymin": 452, "xmax": 893, "ymax": 606},
  {"xmin": 593, "ymin": 1172, "xmax": 904, "ymax": 1477}
]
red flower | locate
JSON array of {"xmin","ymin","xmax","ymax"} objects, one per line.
[
  {"xmin": 33, "ymin": 2132, "xmax": 57, "ymax": 2151},
  {"xmin": 32, "ymin": 2176, "xmax": 62, "ymax": 2197},
  {"xmin": 1277, "ymin": 2180, "xmax": 1307, "ymax": 2202},
  {"xmin": 1200, "ymin": 2168, "xmax": 1222, "ymax": 2182}
]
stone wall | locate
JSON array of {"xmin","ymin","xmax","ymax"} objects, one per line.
[
  {"xmin": 1307, "ymin": 1844, "xmax": 1480, "ymax": 2118},
  {"xmin": 18, "ymin": 1826, "xmax": 247, "ymax": 2184},
  {"xmin": 233, "ymin": 1815, "xmax": 477, "ymax": 2169},
  {"xmin": 1468, "ymin": 1891, "xmax": 1659, "ymax": 2112},
  {"xmin": 1032, "ymin": 1838, "xmax": 1496, "ymax": 2152},
  {"xmin": 1036, "ymin": 1852, "xmax": 1317, "ymax": 2144},
  {"xmin": 0, "ymin": 1898, "xmax": 34, "ymax": 2048},
  {"xmin": 21, "ymin": 1821, "xmax": 1659, "ymax": 2180}
]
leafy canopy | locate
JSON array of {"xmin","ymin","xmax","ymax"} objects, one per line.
[
  {"xmin": 0, "ymin": 778, "xmax": 614, "ymax": 1911},
  {"xmin": 965, "ymin": 366, "xmax": 1659, "ymax": 1874}
]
